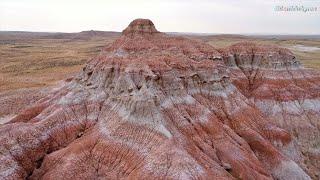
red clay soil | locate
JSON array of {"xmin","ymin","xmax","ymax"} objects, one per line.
[{"xmin": 0, "ymin": 19, "xmax": 319, "ymax": 180}]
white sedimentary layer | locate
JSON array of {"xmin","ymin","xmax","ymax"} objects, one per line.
[
  {"xmin": 160, "ymin": 95, "xmax": 195, "ymax": 109},
  {"xmin": 255, "ymin": 98, "xmax": 320, "ymax": 116},
  {"xmin": 272, "ymin": 160, "xmax": 311, "ymax": 180},
  {"xmin": 0, "ymin": 114, "xmax": 15, "ymax": 124}
]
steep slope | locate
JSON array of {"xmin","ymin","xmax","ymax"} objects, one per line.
[
  {"xmin": 221, "ymin": 42, "xmax": 320, "ymax": 179},
  {"xmin": 0, "ymin": 19, "xmax": 317, "ymax": 180}
]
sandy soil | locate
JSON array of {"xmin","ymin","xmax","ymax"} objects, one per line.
[{"xmin": 0, "ymin": 31, "xmax": 319, "ymax": 93}]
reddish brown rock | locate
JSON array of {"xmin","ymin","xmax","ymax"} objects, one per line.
[
  {"xmin": 0, "ymin": 19, "xmax": 318, "ymax": 180},
  {"xmin": 221, "ymin": 42, "xmax": 320, "ymax": 179},
  {"xmin": 122, "ymin": 19, "xmax": 160, "ymax": 36}
]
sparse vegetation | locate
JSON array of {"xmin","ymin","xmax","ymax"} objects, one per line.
[
  {"xmin": 0, "ymin": 33, "xmax": 119, "ymax": 92},
  {"xmin": 0, "ymin": 32, "xmax": 319, "ymax": 92}
]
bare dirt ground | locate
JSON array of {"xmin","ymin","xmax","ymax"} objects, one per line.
[
  {"xmin": 0, "ymin": 31, "xmax": 119, "ymax": 117},
  {"xmin": 0, "ymin": 31, "xmax": 319, "ymax": 119},
  {"xmin": 1, "ymin": 31, "xmax": 319, "ymax": 93}
]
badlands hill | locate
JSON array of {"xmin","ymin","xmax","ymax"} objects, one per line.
[{"xmin": 0, "ymin": 19, "xmax": 319, "ymax": 180}]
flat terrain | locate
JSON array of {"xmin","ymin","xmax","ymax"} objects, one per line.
[
  {"xmin": 1, "ymin": 31, "xmax": 319, "ymax": 92},
  {"xmin": 0, "ymin": 31, "xmax": 119, "ymax": 92}
]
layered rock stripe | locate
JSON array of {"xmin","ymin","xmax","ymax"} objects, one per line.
[{"xmin": 0, "ymin": 19, "xmax": 319, "ymax": 180}]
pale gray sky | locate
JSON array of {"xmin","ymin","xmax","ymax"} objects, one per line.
[{"xmin": 0, "ymin": 0, "xmax": 319, "ymax": 34}]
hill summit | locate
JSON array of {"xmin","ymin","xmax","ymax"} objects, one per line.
[
  {"xmin": 0, "ymin": 19, "xmax": 319, "ymax": 180},
  {"xmin": 122, "ymin": 18, "xmax": 159, "ymax": 35}
]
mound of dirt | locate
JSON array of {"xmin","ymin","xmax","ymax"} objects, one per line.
[{"xmin": 0, "ymin": 19, "xmax": 319, "ymax": 180}]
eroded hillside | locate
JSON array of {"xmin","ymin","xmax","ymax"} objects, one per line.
[{"xmin": 0, "ymin": 19, "xmax": 319, "ymax": 180}]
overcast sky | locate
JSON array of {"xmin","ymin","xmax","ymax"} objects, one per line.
[{"xmin": 0, "ymin": 0, "xmax": 319, "ymax": 34}]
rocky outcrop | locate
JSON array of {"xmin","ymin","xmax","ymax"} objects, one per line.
[
  {"xmin": 0, "ymin": 88, "xmax": 48, "ymax": 124},
  {"xmin": 221, "ymin": 42, "xmax": 301, "ymax": 69},
  {"xmin": 0, "ymin": 19, "xmax": 319, "ymax": 180},
  {"xmin": 221, "ymin": 42, "xmax": 320, "ymax": 179},
  {"xmin": 122, "ymin": 19, "xmax": 160, "ymax": 36}
]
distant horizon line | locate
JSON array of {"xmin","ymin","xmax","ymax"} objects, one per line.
[{"xmin": 1, "ymin": 30, "xmax": 320, "ymax": 36}]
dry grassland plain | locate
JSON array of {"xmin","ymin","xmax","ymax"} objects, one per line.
[{"xmin": 0, "ymin": 32, "xmax": 319, "ymax": 93}]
